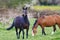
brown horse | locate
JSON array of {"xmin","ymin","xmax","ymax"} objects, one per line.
[{"xmin": 32, "ymin": 14, "xmax": 60, "ymax": 36}]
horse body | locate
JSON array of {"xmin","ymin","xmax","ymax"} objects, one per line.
[
  {"xmin": 14, "ymin": 15, "xmax": 29, "ymax": 29},
  {"xmin": 32, "ymin": 14, "xmax": 60, "ymax": 36},
  {"xmin": 38, "ymin": 15, "xmax": 56, "ymax": 27},
  {"xmin": 14, "ymin": 16, "xmax": 25, "ymax": 27}
]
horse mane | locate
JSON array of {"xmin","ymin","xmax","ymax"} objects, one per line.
[{"xmin": 33, "ymin": 20, "xmax": 37, "ymax": 28}]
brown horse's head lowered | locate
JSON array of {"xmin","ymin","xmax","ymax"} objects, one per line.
[{"xmin": 32, "ymin": 20, "xmax": 38, "ymax": 36}]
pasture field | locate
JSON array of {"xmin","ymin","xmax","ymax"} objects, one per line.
[
  {"xmin": 0, "ymin": 18, "xmax": 60, "ymax": 40},
  {"xmin": 32, "ymin": 6, "xmax": 60, "ymax": 11}
]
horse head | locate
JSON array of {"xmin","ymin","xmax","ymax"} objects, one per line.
[
  {"xmin": 22, "ymin": 6, "xmax": 30, "ymax": 26},
  {"xmin": 32, "ymin": 20, "xmax": 38, "ymax": 36}
]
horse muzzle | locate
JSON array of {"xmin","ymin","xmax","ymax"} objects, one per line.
[{"xmin": 32, "ymin": 30, "xmax": 34, "ymax": 36}]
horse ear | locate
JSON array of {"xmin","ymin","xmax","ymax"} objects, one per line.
[{"xmin": 23, "ymin": 6, "xmax": 27, "ymax": 10}]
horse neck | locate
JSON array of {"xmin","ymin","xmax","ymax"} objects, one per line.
[
  {"xmin": 33, "ymin": 20, "xmax": 38, "ymax": 29},
  {"xmin": 23, "ymin": 14, "xmax": 29, "ymax": 24},
  {"xmin": 24, "ymin": 15, "xmax": 28, "ymax": 19}
]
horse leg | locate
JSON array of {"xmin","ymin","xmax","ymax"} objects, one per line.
[
  {"xmin": 26, "ymin": 29, "xmax": 28, "ymax": 39},
  {"xmin": 22, "ymin": 28, "xmax": 24, "ymax": 39},
  {"xmin": 19, "ymin": 29, "xmax": 21, "ymax": 39},
  {"xmin": 15, "ymin": 27, "xmax": 19, "ymax": 39},
  {"xmin": 42, "ymin": 27, "xmax": 46, "ymax": 35},
  {"xmin": 53, "ymin": 25, "xmax": 56, "ymax": 32},
  {"xmin": 51, "ymin": 25, "xmax": 56, "ymax": 35}
]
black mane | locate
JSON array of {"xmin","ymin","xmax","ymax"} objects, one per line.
[{"xmin": 33, "ymin": 20, "xmax": 37, "ymax": 28}]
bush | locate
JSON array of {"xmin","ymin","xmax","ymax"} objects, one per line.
[{"xmin": 0, "ymin": 0, "xmax": 31, "ymax": 8}]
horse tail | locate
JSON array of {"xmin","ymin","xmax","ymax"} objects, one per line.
[{"xmin": 7, "ymin": 21, "xmax": 14, "ymax": 30}]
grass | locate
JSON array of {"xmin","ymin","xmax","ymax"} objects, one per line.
[
  {"xmin": 32, "ymin": 6, "xmax": 60, "ymax": 11},
  {"xmin": 0, "ymin": 18, "xmax": 60, "ymax": 40}
]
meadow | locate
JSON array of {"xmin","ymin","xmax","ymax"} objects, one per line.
[
  {"xmin": 0, "ymin": 18, "xmax": 60, "ymax": 40},
  {"xmin": 32, "ymin": 6, "xmax": 60, "ymax": 11}
]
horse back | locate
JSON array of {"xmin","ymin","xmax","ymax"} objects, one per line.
[{"xmin": 38, "ymin": 15, "xmax": 56, "ymax": 27}]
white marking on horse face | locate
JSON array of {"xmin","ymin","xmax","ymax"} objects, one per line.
[
  {"xmin": 32, "ymin": 30, "xmax": 34, "ymax": 36},
  {"xmin": 51, "ymin": 31, "xmax": 54, "ymax": 35}
]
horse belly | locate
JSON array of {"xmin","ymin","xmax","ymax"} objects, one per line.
[{"xmin": 45, "ymin": 23, "xmax": 55, "ymax": 27}]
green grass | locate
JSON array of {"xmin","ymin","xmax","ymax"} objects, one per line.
[
  {"xmin": 32, "ymin": 6, "xmax": 60, "ymax": 11},
  {"xmin": 0, "ymin": 18, "xmax": 60, "ymax": 40}
]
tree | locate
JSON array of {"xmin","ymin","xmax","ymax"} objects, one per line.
[
  {"xmin": 39, "ymin": 0, "xmax": 48, "ymax": 5},
  {"xmin": 0, "ymin": 0, "xmax": 31, "ymax": 8}
]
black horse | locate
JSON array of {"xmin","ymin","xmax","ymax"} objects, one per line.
[{"xmin": 7, "ymin": 7, "xmax": 30, "ymax": 39}]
